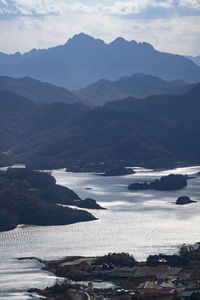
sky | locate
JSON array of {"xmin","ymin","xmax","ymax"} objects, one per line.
[{"xmin": 0, "ymin": 0, "xmax": 199, "ymax": 56}]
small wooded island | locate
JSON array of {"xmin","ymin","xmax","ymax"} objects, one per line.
[
  {"xmin": 0, "ymin": 168, "xmax": 104, "ymax": 232},
  {"xmin": 102, "ymin": 166, "xmax": 135, "ymax": 177},
  {"xmin": 128, "ymin": 174, "xmax": 187, "ymax": 191},
  {"xmin": 65, "ymin": 161, "xmax": 135, "ymax": 175},
  {"xmin": 176, "ymin": 196, "xmax": 197, "ymax": 205}
]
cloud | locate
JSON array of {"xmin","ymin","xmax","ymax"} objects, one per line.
[
  {"xmin": 68, "ymin": 1, "xmax": 174, "ymax": 17},
  {"xmin": 0, "ymin": 0, "xmax": 62, "ymax": 16},
  {"xmin": 101, "ymin": 0, "xmax": 173, "ymax": 16},
  {"xmin": 0, "ymin": 0, "xmax": 8, "ymax": 5},
  {"xmin": 71, "ymin": 3, "xmax": 99, "ymax": 14},
  {"xmin": 65, "ymin": 0, "xmax": 200, "ymax": 18},
  {"xmin": 1, "ymin": 0, "xmax": 200, "ymax": 19},
  {"xmin": 179, "ymin": 0, "xmax": 200, "ymax": 10}
]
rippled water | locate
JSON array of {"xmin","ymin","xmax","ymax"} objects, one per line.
[{"xmin": 0, "ymin": 165, "xmax": 200, "ymax": 299}]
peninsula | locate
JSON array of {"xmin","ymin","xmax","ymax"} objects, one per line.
[{"xmin": 0, "ymin": 168, "xmax": 104, "ymax": 232}]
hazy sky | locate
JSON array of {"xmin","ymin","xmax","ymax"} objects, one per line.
[{"xmin": 0, "ymin": 0, "xmax": 200, "ymax": 55}]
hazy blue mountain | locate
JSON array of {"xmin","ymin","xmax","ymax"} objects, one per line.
[
  {"xmin": 186, "ymin": 55, "xmax": 200, "ymax": 67},
  {"xmin": 0, "ymin": 76, "xmax": 80, "ymax": 104},
  {"xmin": 0, "ymin": 33, "xmax": 200, "ymax": 89},
  {"xmin": 0, "ymin": 48, "xmax": 48, "ymax": 65},
  {"xmin": 74, "ymin": 73, "xmax": 193, "ymax": 106},
  {"xmin": 0, "ymin": 52, "xmax": 22, "ymax": 65}
]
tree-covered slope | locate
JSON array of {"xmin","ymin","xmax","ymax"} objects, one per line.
[
  {"xmin": 74, "ymin": 73, "xmax": 192, "ymax": 106},
  {"xmin": 0, "ymin": 168, "xmax": 97, "ymax": 232},
  {"xmin": 0, "ymin": 84, "xmax": 200, "ymax": 170},
  {"xmin": 0, "ymin": 76, "xmax": 81, "ymax": 104}
]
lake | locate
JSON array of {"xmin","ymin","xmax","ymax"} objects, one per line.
[{"xmin": 0, "ymin": 165, "xmax": 200, "ymax": 299}]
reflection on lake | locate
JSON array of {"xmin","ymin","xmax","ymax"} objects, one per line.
[{"xmin": 0, "ymin": 165, "xmax": 200, "ymax": 299}]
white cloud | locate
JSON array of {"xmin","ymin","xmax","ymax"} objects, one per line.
[
  {"xmin": 101, "ymin": 0, "xmax": 173, "ymax": 15},
  {"xmin": 102, "ymin": 2, "xmax": 144, "ymax": 15},
  {"xmin": 179, "ymin": 0, "xmax": 200, "ymax": 10},
  {"xmin": 0, "ymin": 0, "xmax": 175, "ymax": 17},
  {"xmin": 0, "ymin": 0, "xmax": 63, "ymax": 16},
  {"xmin": 0, "ymin": 0, "xmax": 8, "ymax": 5},
  {"xmin": 1, "ymin": 0, "xmax": 200, "ymax": 19},
  {"xmin": 69, "ymin": 1, "xmax": 174, "ymax": 16},
  {"xmin": 71, "ymin": 3, "xmax": 99, "ymax": 14}
]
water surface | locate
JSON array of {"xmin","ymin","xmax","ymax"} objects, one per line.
[{"xmin": 1, "ymin": 165, "xmax": 200, "ymax": 299}]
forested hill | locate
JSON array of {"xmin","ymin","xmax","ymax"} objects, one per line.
[
  {"xmin": 0, "ymin": 83, "xmax": 200, "ymax": 170},
  {"xmin": 74, "ymin": 74, "xmax": 192, "ymax": 106},
  {"xmin": 0, "ymin": 168, "xmax": 96, "ymax": 232},
  {"xmin": 0, "ymin": 76, "xmax": 81, "ymax": 104},
  {"xmin": 0, "ymin": 74, "xmax": 193, "ymax": 107}
]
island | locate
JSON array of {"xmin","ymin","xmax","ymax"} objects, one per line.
[
  {"xmin": 176, "ymin": 196, "xmax": 197, "ymax": 205},
  {"xmin": 64, "ymin": 160, "xmax": 135, "ymax": 174},
  {"xmin": 128, "ymin": 174, "xmax": 187, "ymax": 191},
  {"xmin": 0, "ymin": 168, "xmax": 104, "ymax": 232},
  {"xmin": 102, "ymin": 166, "xmax": 135, "ymax": 177},
  {"xmin": 28, "ymin": 243, "xmax": 200, "ymax": 300}
]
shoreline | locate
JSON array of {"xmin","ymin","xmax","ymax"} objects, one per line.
[
  {"xmin": 23, "ymin": 244, "xmax": 200, "ymax": 299},
  {"xmin": 1, "ymin": 160, "xmax": 200, "ymax": 173}
]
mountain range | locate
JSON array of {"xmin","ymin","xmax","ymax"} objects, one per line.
[
  {"xmin": 1, "ymin": 33, "xmax": 200, "ymax": 90},
  {"xmin": 0, "ymin": 76, "xmax": 79, "ymax": 104},
  {"xmin": 0, "ymin": 33, "xmax": 200, "ymax": 171},
  {"xmin": 0, "ymin": 83, "xmax": 200, "ymax": 170},
  {"xmin": 0, "ymin": 74, "xmax": 193, "ymax": 107},
  {"xmin": 74, "ymin": 74, "xmax": 193, "ymax": 106}
]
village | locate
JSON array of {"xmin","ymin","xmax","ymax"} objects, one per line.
[{"xmin": 29, "ymin": 244, "xmax": 200, "ymax": 300}]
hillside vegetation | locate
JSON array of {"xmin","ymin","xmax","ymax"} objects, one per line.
[
  {"xmin": 0, "ymin": 83, "xmax": 200, "ymax": 171},
  {"xmin": 0, "ymin": 168, "xmax": 97, "ymax": 232}
]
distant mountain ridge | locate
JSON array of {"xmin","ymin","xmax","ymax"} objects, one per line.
[
  {"xmin": 0, "ymin": 74, "xmax": 194, "ymax": 107},
  {"xmin": 186, "ymin": 55, "xmax": 200, "ymax": 67},
  {"xmin": 0, "ymin": 76, "xmax": 80, "ymax": 104},
  {"xmin": 74, "ymin": 73, "xmax": 193, "ymax": 105},
  {"xmin": 0, "ymin": 33, "xmax": 200, "ymax": 89}
]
